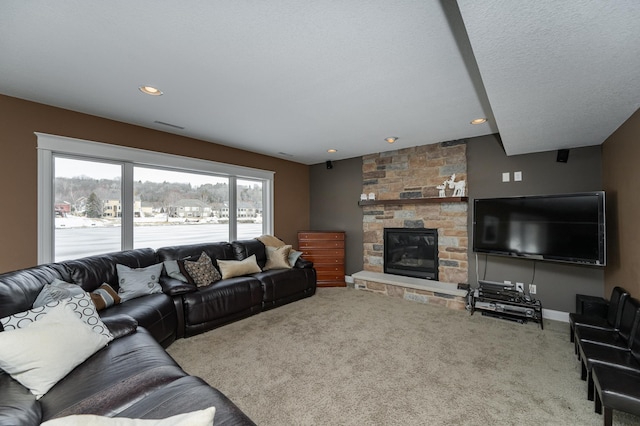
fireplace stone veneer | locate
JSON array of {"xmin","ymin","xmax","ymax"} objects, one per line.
[
  {"xmin": 361, "ymin": 141, "xmax": 469, "ymax": 287},
  {"xmin": 351, "ymin": 271, "xmax": 468, "ymax": 311}
]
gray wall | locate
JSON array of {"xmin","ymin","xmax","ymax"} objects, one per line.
[
  {"xmin": 308, "ymin": 135, "xmax": 605, "ymax": 312},
  {"xmin": 467, "ymin": 134, "xmax": 604, "ymax": 312},
  {"xmin": 309, "ymin": 157, "xmax": 363, "ymax": 276}
]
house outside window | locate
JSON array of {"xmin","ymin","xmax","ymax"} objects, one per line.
[{"xmin": 38, "ymin": 133, "xmax": 273, "ymax": 263}]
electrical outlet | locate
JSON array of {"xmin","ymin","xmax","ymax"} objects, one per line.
[
  {"xmin": 516, "ymin": 282, "xmax": 524, "ymax": 293},
  {"xmin": 529, "ymin": 284, "xmax": 537, "ymax": 295}
]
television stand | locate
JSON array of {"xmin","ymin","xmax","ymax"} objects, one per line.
[{"xmin": 470, "ymin": 285, "xmax": 543, "ymax": 329}]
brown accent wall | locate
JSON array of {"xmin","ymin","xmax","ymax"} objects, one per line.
[
  {"xmin": 603, "ymin": 109, "xmax": 640, "ymax": 299},
  {"xmin": 0, "ymin": 94, "xmax": 310, "ymax": 273}
]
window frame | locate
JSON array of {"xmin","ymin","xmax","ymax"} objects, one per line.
[{"xmin": 37, "ymin": 132, "xmax": 274, "ymax": 264}]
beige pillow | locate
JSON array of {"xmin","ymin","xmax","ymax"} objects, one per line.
[
  {"xmin": 217, "ymin": 255, "xmax": 262, "ymax": 279},
  {"xmin": 257, "ymin": 234, "xmax": 286, "ymax": 248},
  {"xmin": 264, "ymin": 245, "xmax": 292, "ymax": 270}
]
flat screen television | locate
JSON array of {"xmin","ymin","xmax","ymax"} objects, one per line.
[{"xmin": 473, "ymin": 192, "xmax": 606, "ymax": 266}]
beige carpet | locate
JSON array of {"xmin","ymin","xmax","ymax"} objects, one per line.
[{"xmin": 167, "ymin": 288, "xmax": 638, "ymax": 425}]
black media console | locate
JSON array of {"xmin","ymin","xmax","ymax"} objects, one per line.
[{"xmin": 469, "ymin": 280, "xmax": 543, "ymax": 329}]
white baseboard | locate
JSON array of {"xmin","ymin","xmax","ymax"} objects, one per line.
[{"xmin": 543, "ymin": 308, "xmax": 569, "ymax": 323}]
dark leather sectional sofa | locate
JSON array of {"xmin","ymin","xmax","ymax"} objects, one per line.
[{"xmin": 0, "ymin": 239, "xmax": 316, "ymax": 425}]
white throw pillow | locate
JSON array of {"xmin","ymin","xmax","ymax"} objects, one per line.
[
  {"xmin": 40, "ymin": 406, "xmax": 216, "ymax": 426},
  {"xmin": 1, "ymin": 292, "xmax": 113, "ymax": 341},
  {"xmin": 0, "ymin": 303, "xmax": 110, "ymax": 399},
  {"xmin": 116, "ymin": 263, "xmax": 163, "ymax": 302}
]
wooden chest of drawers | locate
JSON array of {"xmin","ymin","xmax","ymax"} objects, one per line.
[{"xmin": 298, "ymin": 231, "xmax": 346, "ymax": 287}]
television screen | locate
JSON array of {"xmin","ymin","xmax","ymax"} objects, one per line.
[{"xmin": 473, "ymin": 192, "xmax": 606, "ymax": 266}]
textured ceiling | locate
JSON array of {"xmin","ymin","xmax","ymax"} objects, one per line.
[
  {"xmin": 457, "ymin": 0, "xmax": 640, "ymax": 156},
  {"xmin": 0, "ymin": 1, "xmax": 638, "ymax": 165}
]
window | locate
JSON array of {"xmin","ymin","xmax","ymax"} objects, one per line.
[
  {"xmin": 54, "ymin": 157, "xmax": 122, "ymax": 261},
  {"xmin": 38, "ymin": 133, "xmax": 273, "ymax": 263},
  {"xmin": 132, "ymin": 167, "xmax": 231, "ymax": 249},
  {"xmin": 237, "ymin": 179, "xmax": 263, "ymax": 240}
]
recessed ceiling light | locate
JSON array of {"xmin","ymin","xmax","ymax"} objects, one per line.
[
  {"xmin": 327, "ymin": 149, "xmax": 337, "ymax": 153},
  {"xmin": 470, "ymin": 118, "xmax": 487, "ymax": 125},
  {"xmin": 139, "ymin": 85, "xmax": 163, "ymax": 96},
  {"xmin": 385, "ymin": 137, "xmax": 398, "ymax": 144}
]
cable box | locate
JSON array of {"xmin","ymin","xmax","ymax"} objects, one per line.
[{"xmin": 478, "ymin": 280, "xmax": 515, "ymax": 292}]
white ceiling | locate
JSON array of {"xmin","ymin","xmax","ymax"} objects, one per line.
[{"xmin": 1, "ymin": 1, "xmax": 638, "ymax": 165}]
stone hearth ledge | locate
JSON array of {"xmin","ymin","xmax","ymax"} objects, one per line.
[{"xmin": 352, "ymin": 271, "xmax": 468, "ymax": 311}]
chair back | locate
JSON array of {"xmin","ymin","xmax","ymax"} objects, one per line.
[
  {"xmin": 629, "ymin": 301, "xmax": 640, "ymax": 360},
  {"xmin": 618, "ymin": 296, "xmax": 640, "ymax": 344},
  {"xmin": 608, "ymin": 286, "xmax": 629, "ymax": 327}
]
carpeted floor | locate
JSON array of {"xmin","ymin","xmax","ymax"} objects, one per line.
[{"xmin": 167, "ymin": 288, "xmax": 638, "ymax": 425}]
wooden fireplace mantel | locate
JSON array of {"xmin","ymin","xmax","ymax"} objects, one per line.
[{"xmin": 357, "ymin": 196, "xmax": 468, "ymax": 207}]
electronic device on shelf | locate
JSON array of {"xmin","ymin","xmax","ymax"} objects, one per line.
[
  {"xmin": 478, "ymin": 280, "xmax": 515, "ymax": 292},
  {"xmin": 471, "ymin": 280, "xmax": 543, "ymax": 329}
]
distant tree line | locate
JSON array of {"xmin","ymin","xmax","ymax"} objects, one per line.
[{"xmin": 55, "ymin": 176, "xmax": 262, "ymax": 214}]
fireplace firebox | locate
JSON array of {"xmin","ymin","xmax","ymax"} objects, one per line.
[{"xmin": 384, "ymin": 228, "xmax": 438, "ymax": 280}]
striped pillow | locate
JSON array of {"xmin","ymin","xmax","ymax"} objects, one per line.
[{"xmin": 90, "ymin": 283, "xmax": 121, "ymax": 311}]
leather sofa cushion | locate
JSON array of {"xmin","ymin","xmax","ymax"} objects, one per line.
[
  {"xmin": 101, "ymin": 314, "xmax": 138, "ymax": 340},
  {"xmin": 232, "ymin": 239, "xmax": 267, "ymax": 269},
  {"xmin": 39, "ymin": 328, "xmax": 186, "ymax": 422},
  {"xmin": 100, "ymin": 293, "xmax": 176, "ymax": 347},
  {"xmin": 117, "ymin": 376, "xmax": 256, "ymax": 425},
  {"xmin": 61, "ymin": 249, "xmax": 157, "ymax": 293},
  {"xmin": 255, "ymin": 268, "xmax": 316, "ymax": 304},
  {"xmin": 182, "ymin": 277, "xmax": 262, "ymax": 326},
  {"xmin": 0, "ymin": 264, "xmax": 70, "ymax": 319},
  {"xmin": 156, "ymin": 242, "xmax": 235, "ymax": 268},
  {"xmin": 0, "ymin": 370, "xmax": 41, "ymax": 426}
]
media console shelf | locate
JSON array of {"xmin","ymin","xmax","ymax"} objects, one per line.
[
  {"xmin": 470, "ymin": 282, "xmax": 543, "ymax": 329},
  {"xmin": 358, "ymin": 196, "xmax": 468, "ymax": 207}
]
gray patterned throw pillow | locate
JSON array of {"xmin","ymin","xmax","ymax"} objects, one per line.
[{"xmin": 183, "ymin": 252, "xmax": 222, "ymax": 287}]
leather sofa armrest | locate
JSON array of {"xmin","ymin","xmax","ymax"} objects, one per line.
[
  {"xmin": 0, "ymin": 371, "xmax": 41, "ymax": 426},
  {"xmin": 295, "ymin": 257, "xmax": 314, "ymax": 269},
  {"xmin": 102, "ymin": 314, "xmax": 138, "ymax": 340},
  {"xmin": 159, "ymin": 275, "xmax": 197, "ymax": 296}
]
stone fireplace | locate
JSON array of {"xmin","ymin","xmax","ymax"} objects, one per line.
[{"xmin": 352, "ymin": 140, "xmax": 469, "ymax": 310}]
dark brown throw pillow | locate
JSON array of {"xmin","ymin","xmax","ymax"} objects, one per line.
[
  {"xmin": 182, "ymin": 252, "xmax": 222, "ymax": 287},
  {"xmin": 90, "ymin": 283, "xmax": 121, "ymax": 311}
]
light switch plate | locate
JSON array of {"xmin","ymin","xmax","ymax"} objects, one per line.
[
  {"xmin": 502, "ymin": 172, "xmax": 510, "ymax": 182},
  {"xmin": 514, "ymin": 171, "xmax": 522, "ymax": 181}
]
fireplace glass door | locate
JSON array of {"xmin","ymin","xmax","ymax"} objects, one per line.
[{"xmin": 384, "ymin": 228, "xmax": 438, "ymax": 280}]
